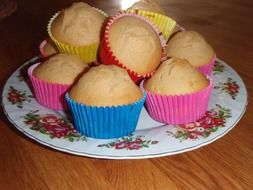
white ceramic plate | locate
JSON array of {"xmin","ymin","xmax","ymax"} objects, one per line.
[{"xmin": 2, "ymin": 57, "xmax": 248, "ymax": 159}]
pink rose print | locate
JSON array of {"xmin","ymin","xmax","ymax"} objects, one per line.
[
  {"xmin": 115, "ymin": 141, "xmax": 127, "ymax": 149},
  {"xmin": 40, "ymin": 115, "xmax": 61, "ymax": 125},
  {"xmin": 44, "ymin": 123, "xmax": 73, "ymax": 138},
  {"xmin": 213, "ymin": 60, "xmax": 226, "ymax": 74},
  {"xmin": 7, "ymin": 86, "xmax": 32, "ymax": 108},
  {"xmin": 98, "ymin": 135, "xmax": 159, "ymax": 150},
  {"xmin": 214, "ymin": 77, "xmax": 239, "ymax": 100},
  {"xmin": 167, "ymin": 104, "xmax": 232, "ymax": 141},
  {"xmin": 23, "ymin": 110, "xmax": 86, "ymax": 142}
]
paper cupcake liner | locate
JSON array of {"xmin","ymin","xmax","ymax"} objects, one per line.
[
  {"xmin": 39, "ymin": 38, "xmax": 58, "ymax": 58},
  {"xmin": 48, "ymin": 9, "xmax": 107, "ymax": 64},
  {"xmin": 28, "ymin": 63, "xmax": 70, "ymax": 110},
  {"xmin": 65, "ymin": 93, "xmax": 146, "ymax": 139},
  {"xmin": 141, "ymin": 78, "xmax": 213, "ymax": 124},
  {"xmin": 197, "ymin": 55, "xmax": 216, "ymax": 76},
  {"xmin": 39, "ymin": 39, "xmax": 49, "ymax": 58},
  {"xmin": 100, "ymin": 12, "xmax": 167, "ymax": 83},
  {"xmin": 127, "ymin": 9, "xmax": 176, "ymax": 41},
  {"xmin": 176, "ymin": 24, "xmax": 186, "ymax": 32}
]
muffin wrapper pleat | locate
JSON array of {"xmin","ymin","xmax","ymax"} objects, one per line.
[
  {"xmin": 28, "ymin": 63, "xmax": 70, "ymax": 110},
  {"xmin": 127, "ymin": 9, "xmax": 177, "ymax": 41},
  {"xmin": 65, "ymin": 93, "xmax": 146, "ymax": 139},
  {"xmin": 100, "ymin": 12, "xmax": 167, "ymax": 83},
  {"xmin": 48, "ymin": 10, "xmax": 107, "ymax": 64},
  {"xmin": 197, "ymin": 55, "xmax": 216, "ymax": 76},
  {"xmin": 140, "ymin": 78, "xmax": 213, "ymax": 124}
]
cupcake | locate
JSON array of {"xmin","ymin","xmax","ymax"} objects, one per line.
[
  {"xmin": 39, "ymin": 38, "xmax": 58, "ymax": 58},
  {"xmin": 166, "ymin": 31, "xmax": 216, "ymax": 75},
  {"xmin": 48, "ymin": 2, "xmax": 107, "ymax": 64},
  {"xmin": 66, "ymin": 64, "xmax": 146, "ymax": 139},
  {"xmin": 100, "ymin": 12, "xmax": 166, "ymax": 83},
  {"xmin": 142, "ymin": 57, "xmax": 213, "ymax": 124},
  {"xmin": 28, "ymin": 54, "xmax": 89, "ymax": 110},
  {"xmin": 127, "ymin": 0, "xmax": 176, "ymax": 41}
]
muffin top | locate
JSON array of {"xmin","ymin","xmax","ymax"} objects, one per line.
[
  {"xmin": 108, "ymin": 15, "xmax": 163, "ymax": 74},
  {"xmin": 144, "ymin": 57, "xmax": 209, "ymax": 95},
  {"xmin": 50, "ymin": 2, "xmax": 106, "ymax": 46},
  {"xmin": 69, "ymin": 64, "xmax": 143, "ymax": 106},
  {"xmin": 33, "ymin": 54, "xmax": 89, "ymax": 84},
  {"xmin": 166, "ymin": 31, "xmax": 215, "ymax": 67},
  {"xmin": 128, "ymin": 0, "xmax": 165, "ymax": 15}
]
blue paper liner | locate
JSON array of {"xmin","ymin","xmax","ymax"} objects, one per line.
[{"xmin": 65, "ymin": 93, "xmax": 146, "ymax": 139}]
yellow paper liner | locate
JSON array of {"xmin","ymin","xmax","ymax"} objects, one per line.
[
  {"xmin": 47, "ymin": 9, "xmax": 107, "ymax": 64},
  {"xmin": 127, "ymin": 9, "xmax": 176, "ymax": 41}
]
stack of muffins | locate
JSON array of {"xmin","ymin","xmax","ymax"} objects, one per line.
[{"xmin": 31, "ymin": 1, "xmax": 215, "ymax": 139}]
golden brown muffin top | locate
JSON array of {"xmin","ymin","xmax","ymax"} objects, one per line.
[
  {"xmin": 166, "ymin": 31, "xmax": 215, "ymax": 67},
  {"xmin": 33, "ymin": 54, "xmax": 89, "ymax": 84},
  {"xmin": 108, "ymin": 16, "xmax": 162, "ymax": 74},
  {"xmin": 69, "ymin": 64, "xmax": 143, "ymax": 106},
  {"xmin": 144, "ymin": 57, "xmax": 209, "ymax": 95},
  {"xmin": 51, "ymin": 2, "xmax": 106, "ymax": 46}
]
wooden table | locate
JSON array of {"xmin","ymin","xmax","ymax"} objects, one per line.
[{"xmin": 0, "ymin": 0, "xmax": 252, "ymax": 189}]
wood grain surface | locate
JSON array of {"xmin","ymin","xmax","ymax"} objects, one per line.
[{"xmin": 0, "ymin": 0, "xmax": 253, "ymax": 189}]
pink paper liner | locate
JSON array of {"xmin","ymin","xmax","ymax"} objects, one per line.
[
  {"xmin": 197, "ymin": 55, "xmax": 216, "ymax": 76},
  {"xmin": 167, "ymin": 25, "xmax": 216, "ymax": 76},
  {"xmin": 39, "ymin": 40, "xmax": 48, "ymax": 58},
  {"xmin": 141, "ymin": 77, "xmax": 213, "ymax": 124},
  {"xmin": 100, "ymin": 11, "xmax": 167, "ymax": 83},
  {"xmin": 28, "ymin": 63, "xmax": 70, "ymax": 110},
  {"xmin": 176, "ymin": 24, "xmax": 186, "ymax": 32},
  {"xmin": 39, "ymin": 38, "xmax": 58, "ymax": 58}
]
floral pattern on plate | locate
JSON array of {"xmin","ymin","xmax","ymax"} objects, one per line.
[
  {"xmin": 167, "ymin": 104, "xmax": 232, "ymax": 141},
  {"xmin": 213, "ymin": 60, "xmax": 226, "ymax": 74},
  {"xmin": 7, "ymin": 86, "xmax": 33, "ymax": 108},
  {"xmin": 214, "ymin": 77, "xmax": 240, "ymax": 100},
  {"xmin": 97, "ymin": 134, "xmax": 159, "ymax": 150},
  {"xmin": 23, "ymin": 110, "xmax": 86, "ymax": 142}
]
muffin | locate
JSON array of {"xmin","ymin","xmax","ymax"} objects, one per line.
[
  {"xmin": 142, "ymin": 57, "xmax": 213, "ymax": 124},
  {"xmin": 39, "ymin": 38, "xmax": 58, "ymax": 58},
  {"xmin": 48, "ymin": 2, "xmax": 107, "ymax": 63},
  {"xmin": 66, "ymin": 64, "xmax": 146, "ymax": 139},
  {"xmin": 127, "ymin": 0, "xmax": 176, "ymax": 41},
  {"xmin": 166, "ymin": 31, "xmax": 216, "ymax": 75},
  {"xmin": 28, "ymin": 54, "xmax": 89, "ymax": 110},
  {"xmin": 100, "ymin": 12, "xmax": 166, "ymax": 83}
]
